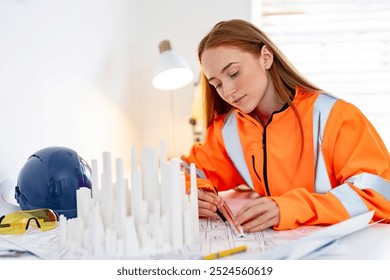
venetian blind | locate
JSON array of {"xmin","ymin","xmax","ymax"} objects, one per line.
[{"xmin": 252, "ymin": 0, "xmax": 390, "ymax": 146}]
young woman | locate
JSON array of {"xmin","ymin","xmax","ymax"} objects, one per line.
[{"xmin": 181, "ymin": 19, "xmax": 390, "ymax": 232}]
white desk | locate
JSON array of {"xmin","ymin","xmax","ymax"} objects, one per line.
[
  {"xmin": 324, "ymin": 222, "xmax": 390, "ymax": 259},
  {"xmin": 220, "ymin": 189, "xmax": 390, "ymax": 260},
  {"xmin": 1, "ymin": 189, "xmax": 390, "ymax": 260}
]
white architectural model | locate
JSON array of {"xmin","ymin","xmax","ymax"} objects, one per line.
[{"xmin": 59, "ymin": 142, "xmax": 200, "ymax": 259}]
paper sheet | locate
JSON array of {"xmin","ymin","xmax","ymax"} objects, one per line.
[
  {"xmin": 0, "ymin": 197, "xmax": 375, "ymax": 260},
  {"xmin": 238, "ymin": 210, "xmax": 374, "ymax": 260},
  {"xmin": 0, "ymin": 227, "xmax": 88, "ymax": 259}
]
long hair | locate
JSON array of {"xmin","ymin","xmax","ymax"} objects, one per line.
[{"xmin": 198, "ymin": 19, "xmax": 321, "ymax": 130}]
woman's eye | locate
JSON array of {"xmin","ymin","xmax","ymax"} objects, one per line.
[
  {"xmin": 230, "ymin": 71, "xmax": 239, "ymax": 78},
  {"xmin": 215, "ymin": 83, "xmax": 221, "ymax": 89}
]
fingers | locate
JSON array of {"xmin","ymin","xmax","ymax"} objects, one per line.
[
  {"xmin": 240, "ymin": 212, "xmax": 279, "ymax": 232},
  {"xmin": 236, "ymin": 198, "xmax": 262, "ymax": 217},
  {"xmin": 198, "ymin": 207, "xmax": 219, "ymax": 219},
  {"xmin": 198, "ymin": 197, "xmax": 218, "ymax": 218},
  {"xmin": 197, "ymin": 189, "xmax": 222, "ymax": 219},
  {"xmin": 198, "ymin": 189, "xmax": 222, "ymax": 205},
  {"xmin": 235, "ymin": 197, "xmax": 280, "ymax": 232}
]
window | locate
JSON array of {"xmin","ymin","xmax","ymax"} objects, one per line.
[{"xmin": 252, "ymin": 0, "xmax": 390, "ymax": 146}]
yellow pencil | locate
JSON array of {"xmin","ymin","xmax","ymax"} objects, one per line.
[{"xmin": 202, "ymin": 245, "xmax": 247, "ymax": 260}]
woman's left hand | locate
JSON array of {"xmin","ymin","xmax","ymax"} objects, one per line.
[{"xmin": 235, "ymin": 197, "xmax": 280, "ymax": 232}]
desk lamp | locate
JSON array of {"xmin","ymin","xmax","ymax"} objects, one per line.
[{"xmin": 152, "ymin": 40, "xmax": 193, "ymax": 91}]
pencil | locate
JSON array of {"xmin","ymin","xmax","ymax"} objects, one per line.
[
  {"xmin": 202, "ymin": 245, "xmax": 247, "ymax": 260},
  {"xmin": 212, "ymin": 186, "xmax": 228, "ymax": 222},
  {"xmin": 199, "ymin": 188, "xmax": 227, "ymax": 222}
]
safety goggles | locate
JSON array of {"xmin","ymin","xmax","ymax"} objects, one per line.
[{"xmin": 0, "ymin": 208, "xmax": 58, "ymax": 235}]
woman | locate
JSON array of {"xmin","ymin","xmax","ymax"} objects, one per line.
[{"xmin": 181, "ymin": 19, "xmax": 390, "ymax": 232}]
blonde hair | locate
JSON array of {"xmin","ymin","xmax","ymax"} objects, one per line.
[{"xmin": 198, "ymin": 19, "xmax": 321, "ymax": 128}]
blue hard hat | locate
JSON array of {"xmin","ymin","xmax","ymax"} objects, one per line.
[{"xmin": 15, "ymin": 146, "xmax": 92, "ymax": 219}]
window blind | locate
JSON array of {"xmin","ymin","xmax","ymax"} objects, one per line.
[{"xmin": 252, "ymin": 0, "xmax": 390, "ymax": 146}]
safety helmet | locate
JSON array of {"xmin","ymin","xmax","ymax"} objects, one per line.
[{"xmin": 15, "ymin": 146, "xmax": 92, "ymax": 219}]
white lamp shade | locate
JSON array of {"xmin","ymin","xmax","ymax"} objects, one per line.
[{"xmin": 152, "ymin": 50, "xmax": 194, "ymax": 91}]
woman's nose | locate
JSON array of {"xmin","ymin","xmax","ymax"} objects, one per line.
[{"xmin": 223, "ymin": 82, "xmax": 237, "ymax": 98}]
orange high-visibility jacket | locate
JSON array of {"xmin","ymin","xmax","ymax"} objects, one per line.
[{"xmin": 181, "ymin": 87, "xmax": 390, "ymax": 230}]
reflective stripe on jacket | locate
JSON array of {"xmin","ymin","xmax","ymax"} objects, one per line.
[{"xmin": 182, "ymin": 87, "xmax": 390, "ymax": 229}]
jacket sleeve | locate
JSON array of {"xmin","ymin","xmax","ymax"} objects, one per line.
[
  {"xmin": 272, "ymin": 101, "xmax": 390, "ymax": 230},
  {"xmin": 181, "ymin": 116, "xmax": 246, "ymax": 192}
]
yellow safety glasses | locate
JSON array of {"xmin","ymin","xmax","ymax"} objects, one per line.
[{"xmin": 0, "ymin": 208, "xmax": 58, "ymax": 235}]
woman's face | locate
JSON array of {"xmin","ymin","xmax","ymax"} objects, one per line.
[{"xmin": 201, "ymin": 45, "xmax": 274, "ymax": 114}]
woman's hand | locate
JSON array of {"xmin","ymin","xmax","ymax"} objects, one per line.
[
  {"xmin": 235, "ymin": 197, "xmax": 280, "ymax": 232},
  {"xmin": 197, "ymin": 189, "xmax": 223, "ymax": 219}
]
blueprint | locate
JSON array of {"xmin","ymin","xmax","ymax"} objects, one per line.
[
  {"xmin": 0, "ymin": 211, "xmax": 321, "ymax": 260},
  {"xmin": 181, "ymin": 202, "xmax": 321, "ymax": 259},
  {"xmin": 1, "ymin": 198, "xmax": 372, "ymax": 260}
]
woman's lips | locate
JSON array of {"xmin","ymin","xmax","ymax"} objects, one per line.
[{"xmin": 233, "ymin": 94, "xmax": 246, "ymax": 105}]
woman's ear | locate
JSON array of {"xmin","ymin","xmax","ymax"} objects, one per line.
[{"xmin": 261, "ymin": 45, "xmax": 274, "ymax": 70}]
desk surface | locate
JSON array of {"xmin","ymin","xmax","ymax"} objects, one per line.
[
  {"xmin": 220, "ymin": 189, "xmax": 390, "ymax": 260},
  {"xmin": 1, "ymin": 189, "xmax": 389, "ymax": 260},
  {"xmin": 327, "ymin": 223, "xmax": 390, "ymax": 259}
]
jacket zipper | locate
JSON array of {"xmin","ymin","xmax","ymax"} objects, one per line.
[
  {"xmin": 252, "ymin": 155, "xmax": 262, "ymax": 182},
  {"xmin": 262, "ymin": 123, "xmax": 271, "ymax": 196},
  {"xmin": 260, "ymin": 103, "xmax": 289, "ymax": 196}
]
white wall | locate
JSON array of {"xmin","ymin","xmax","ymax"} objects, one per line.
[
  {"xmin": 0, "ymin": 0, "xmax": 139, "ymax": 183},
  {"xmin": 0, "ymin": 0, "xmax": 251, "ymax": 189},
  {"xmin": 133, "ymin": 0, "xmax": 252, "ymax": 158}
]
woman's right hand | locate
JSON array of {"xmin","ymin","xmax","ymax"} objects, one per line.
[{"xmin": 197, "ymin": 189, "xmax": 222, "ymax": 219}]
